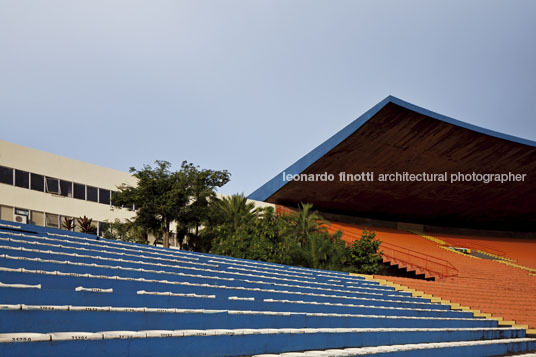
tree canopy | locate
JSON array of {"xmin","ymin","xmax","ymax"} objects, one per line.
[
  {"xmin": 108, "ymin": 159, "xmax": 383, "ymax": 274},
  {"xmin": 206, "ymin": 197, "xmax": 383, "ymax": 274},
  {"xmin": 111, "ymin": 160, "xmax": 230, "ymax": 248}
]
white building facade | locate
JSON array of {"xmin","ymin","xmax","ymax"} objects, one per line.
[{"xmin": 0, "ymin": 140, "xmax": 136, "ymax": 235}]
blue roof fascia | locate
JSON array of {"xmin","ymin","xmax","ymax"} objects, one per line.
[
  {"xmin": 248, "ymin": 96, "xmax": 393, "ymax": 201},
  {"xmin": 248, "ymin": 95, "xmax": 536, "ymax": 202},
  {"xmin": 389, "ymin": 96, "xmax": 536, "ymax": 148}
]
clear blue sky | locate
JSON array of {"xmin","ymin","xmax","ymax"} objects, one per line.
[{"xmin": 1, "ymin": 1, "xmax": 535, "ymax": 195}]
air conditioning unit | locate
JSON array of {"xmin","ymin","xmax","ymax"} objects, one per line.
[
  {"xmin": 14, "ymin": 214, "xmax": 28, "ymax": 224},
  {"xmin": 14, "ymin": 208, "xmax": 30, "ymax": 224}
]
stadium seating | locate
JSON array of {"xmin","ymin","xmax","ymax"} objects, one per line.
[
  {"xmin": 328, "ymin": 222, "xmax": 536, "ymax": 334},
  {"xmin": 1, "ymin": 219, "xmax": 535, "ymax": 356}
]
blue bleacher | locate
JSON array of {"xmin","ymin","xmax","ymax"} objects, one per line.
[{"xmin": 0, "ymin": 219, "xmax": 535, "ymax": 357}]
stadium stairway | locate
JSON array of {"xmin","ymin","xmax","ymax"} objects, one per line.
[
  {"xmin": 328, "ymin": 222, "xmax": 536, "ymax": 336},
  {"xmin": 0, "ymin": 220, "xmax": 535, "ymax": 356},
  {"xmin": 327, "ymin": 225, "xmax": 457, "ymax": 280}
]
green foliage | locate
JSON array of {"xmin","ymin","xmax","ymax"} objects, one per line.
[
  {"xmin": 206, "ymin": 198, "xmax": 382, "ymax": 274},
  {"xmin": 283, "ymin": 203, "xmax": 326, "ymax": 245},
  {"xmin": 206, "ymin": 194, "xmax": 265, "ymax": 258},
  {"xmin": 348, "ymin": 230, "xmax": 383, "ymax": 274},
  {"xmin": 112, "ymin": 160, "xmax": 230, "ymax": 248},
  {"xmin": 109, "ymin": 157, "xmax": 382, "ymax": 274},
  {"xmin": 179, "ymin": 162, "xmax": 232, "ymax": 251},
  {"xmin": 303, "ymin": 230, "xmax": 354, "ymax": 272},
  {"xmin": 102, "ymin": 219, "xmax": 149, "ymax": 245}
]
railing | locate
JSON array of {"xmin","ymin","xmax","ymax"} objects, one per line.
[
  {"xmin": 327, "ymin": 224, "xmax": 458, "ymax": 278},
  {"xmin": 380, "ymin": 241, "xmax": 458, "ymax": 278}
]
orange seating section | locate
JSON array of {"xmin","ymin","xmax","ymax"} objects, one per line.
[
  {"xmin": 328, "ymin": 221, "xmax": 536, "ymax": 329},
  {"xmin": 436, "ymin": 233, "xmax": 536, "ymax": 270},
  {"xmin": 326, "ymin": 223, "xmax": 457, "ymax": 279}
]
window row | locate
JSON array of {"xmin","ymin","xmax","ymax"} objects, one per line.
[
  {"xmin": 0, "ymin": 165, "xmax": 112, "ymax": 205},
  {"xmin": 0, "ymin": 205, "xmax": 109, "ymax": 236}
]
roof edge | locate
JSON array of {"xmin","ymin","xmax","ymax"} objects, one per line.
[
  {"xmin": 389, "ymin": 97, "xmax": 536, "ymax": 148},
  {"xmin": 248, "ymin": 96, "xmax": 536, "ymax": 201},
  {"xmin": 248, "ymin": 96, "xmax": 393, "ymax": 201}
]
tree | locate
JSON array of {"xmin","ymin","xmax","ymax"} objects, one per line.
[
  {"xmin": 112, "ymin": 160, "xmax": 229, "ymax": 248},
  {"xmin": 283, "ymin": 203, "xmax": 327, "ymax": 247},
  {"xmin": 102, "ymin": 219, "xmax": 149, "ymax": 244},
  {"xmin": 207, "ymin": 199, "xmax": 351, "ymax": 271},
  {"xmin": 177, "ymin": 163, "xmax": 232, "ymax": 251},
  {"xmin": 211, "ymin": 194, "xmax": 257, "ymax": 231},
  {"xmin": 251, "ymin": 206, "xmax": 288, "ymax": 263},
  {"xmin": 206, "ymin": 195, "xmax": 285, "ymax": 260},
  {"xmin": 348, "ymin": 230, "xmax": 383, "ymax": 274},
  {"xmin": 302, "ymin": 230, "xmax": 350, "ymax": 271},
  {"xmin": 206, "ymin": 194, "xmax": 259, "ymax": 256}
]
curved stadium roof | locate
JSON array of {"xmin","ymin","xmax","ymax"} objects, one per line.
[{"xmin": 249, "ymin": 96, "xmax": 536, "ymax": 231}]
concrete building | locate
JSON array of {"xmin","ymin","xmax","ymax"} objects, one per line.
[{"xmin": 0, "ymin": 140, "xmax": 136, "ymax": 235}]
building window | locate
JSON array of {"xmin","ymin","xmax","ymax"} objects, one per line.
[
  {"xmin": 3, "ymin": 167, "xmax": 130, "ymax": 213},
  {"xmin": 30, "ymin": 211, "xmax": 45, "ymax": 226},
  {"xmin": 0, "ymin": 166, "xmax": 13, "ymax": 185},
  {"xmin": 14, "ymin": 208, "xmax": 30, "ymax": 224},
  {"xmin": 99, "ymin": 189, "xmax": 110, "ymax": 205},
  {"xmin": 86, "ymin": 186, "xmax": 98, "ymax": 202},
  {"xmin": 15, "ymin": 170, "xmax": 29, "ymax": 189},
  {"xmin": 0, "ymin": 205, "xmax": 13, "ymax": 221},
  {"xmin": 45, "ymin": 177, "xmax": 60, "ymax": 194},
  {"xmin": 30, "ymin": 173, "xmax": 45, "ymax": 192},
  {"xmin": 45, "ymin": 213, "xmax": 59, "ymax": 228},
  {"xmin": 60, "ymin": 180, "xmax": 73, "ymax": 198},
  {"xmin": 73, "ymin": 183, "xmax": 85, "ymax": 200}
]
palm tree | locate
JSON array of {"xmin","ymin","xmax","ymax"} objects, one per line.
[
  {"xmin": 285, "ymin": 203, "xmax": 327, "ymax": 246},
  {"xmin": 212, "ymin": 194, "xmax": 257, "ymax": 232}
]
